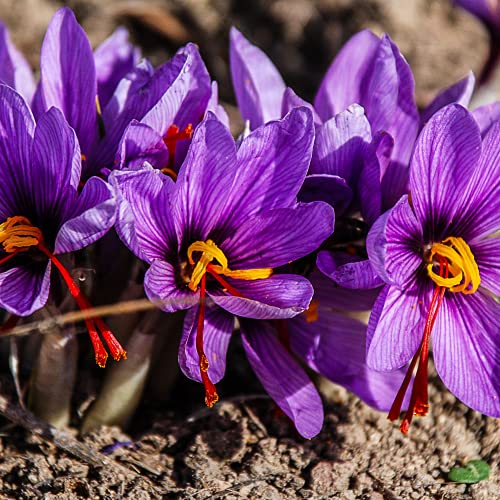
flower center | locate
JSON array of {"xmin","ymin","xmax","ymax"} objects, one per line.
[
  {"xmin": 161, "ymin": 123, "xmax": 194, "ymax": 180},
  {"xmin": 427, "ymin": 236, "xmax": 480, "ymax": 294},
  {"xmin": 187, "ymin": 239, "xmax": 273, "ymax": 407},
  {"xmin": 389, "ymin": 236, "xmax": 480, "ymax": 433},
  {"xmin": 0, "ymin": 216, "xmax": 126, "ymax": 367}
]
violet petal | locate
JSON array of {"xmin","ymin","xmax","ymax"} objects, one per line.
[{"xmin": 240, "ymin": 318, "xmax": 324, "ymax": 438}]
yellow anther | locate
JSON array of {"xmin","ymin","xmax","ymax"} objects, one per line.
[
  {"xmin": 0, "ymin": 216, "xmax": 43, "ymax": 253},
  {"xmin": 187, "ymin": 239, "xmax": 272, "ymax": 292},
  {"xmin": 427, "ymin": 236, "xmax": 480, "ymax": 294},
  {"xmin": 209, "ymin": 265, "xmax": 273, "ymax": 280}
]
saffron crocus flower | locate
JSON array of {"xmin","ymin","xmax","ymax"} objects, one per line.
[
  {"xmin": 231, "ymin": 28, "xmax": 419, "ymax": 166},
  {"xmin": 230, "ymin": 28, "xmax": 420, "ymax": 221},
  {"xmin": 111, "ymin": 107, "xmax": 335, "ymax": 409},
  {"xmin": 0, "ymin": 7, "xmax": 140, "ymax": 158},
  {"xmin": 114, "ymin": 59, "xmax": 217, "ymax": 178},
  {"xmin": 89, "ymin": 42, "xmax": 211, "ymax": 179},
  {"xmin": 365, "ymin": 104, "xmax": 500, "ymax": 432},
  {"xmin": 0, "ymin": 85, "xmax": 124, "ymax": 367},
  {"xmin": 31, "ymin": 7, "xmax": 211, "ymax": 179}
]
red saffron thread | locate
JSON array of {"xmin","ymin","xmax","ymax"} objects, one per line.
[
  {"xmin": 195, "ymin": 273, "xmax": 219, "ymax": 407},
  {"xmin": 164, "ymin": 124, "xmax": 193, "ymax": 170},
  {"xmin": 388, "ymin": 257, "xmax": 449, "ymax": 433},
  {"xmin": 37, "ymin": 243, "xmax": 126, "ymax": 367},
  {"xmin": 0, "ymin": 251, "xmax": 20, "ymax": 266},
  {"xmin": 206, "ymin": 264, "xmax": 245, "ymax": 297}
]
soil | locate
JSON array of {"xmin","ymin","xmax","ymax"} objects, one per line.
[
  {"xmin": 0, "ymin": 0, "xmax": 497, "ymax": 498},
  {"xmin": 0, "ymin": 362, "xmax": 498, "ymax": 498}
]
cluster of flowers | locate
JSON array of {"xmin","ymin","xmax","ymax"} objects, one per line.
[{"xmin": 0, "ymin": 8, "xmax": 498, "ymax": 438}]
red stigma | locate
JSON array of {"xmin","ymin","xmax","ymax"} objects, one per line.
[
  {"xmin": 206, "ymin": 264, "xmax": 244, "ymax": 297},
  {"xmin": 195, "ymin": 274, "xmax": 219, "ymax": 407},
  {"xmin": 194, "ymin": 264, "xmax": 251, "ymax": 407},
  {"xmin": 0, "ymin": 251, "xmax": 20, "ymax": 266},
  {"xmin": 36, "ymin": 243, "xmax": 127, "ymax": 367},
  {"xmin": 388, "ymin": 257, "xmax": 448, "ymax": 433},
  {"xmin": 163, "ymin": 123, "xmax": 193, "ymax": 175}
]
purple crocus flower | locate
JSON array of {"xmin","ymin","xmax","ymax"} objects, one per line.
[
  {"xmin": 30, "ymin": 7, "xmax": 212, "ymax": 179},
  {"xmin": 231, "ymin": 28, "xmax": 479, "ymax": 222},
  {"xmin": 230, "ymin": 27, "xmax": 420, "ymax": 230},
  {"xmin": 0, "ymin": 8, "xmax": 140, "ymax": 154},
  {"xmin": 114, "ymin": 55, "xmax": 216, "ymax": 178},
  {"xmin": 0, "ymin": 85, "xmax": 124, "ymax": 367},
  {"xmin": 111, "ymin": 107, "xmax": 335, "ymax": 410},
  {"xmin": 365, "ymin": 104, "xmax": 500, "ymax": 432},
  {"xmin": 90, "ymin": 41, "xmax": 211, "ymax": 179},
  {"xmin": 231, "ymin": 27, "xmax": 419, "ymax": 169}
]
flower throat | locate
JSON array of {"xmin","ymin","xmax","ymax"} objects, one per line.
[{"xmin": 389, "ymin": 236, "xmax": 480, "ymax": 433}]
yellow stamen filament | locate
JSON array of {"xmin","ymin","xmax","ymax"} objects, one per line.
[
  {"xmin": 95, "ymin": 95, "xmax": 103, "ymax": 117},
  {"xmin": 187, "ymin": 239, "xmax": 272, "ymax": 292},
  {"xmin": 427, "ymin": 237, "xmax": 480, "ymax": 294},
  {"xmin": 0, "ymin": 216, "xmax": 43, "ymax": 253}
]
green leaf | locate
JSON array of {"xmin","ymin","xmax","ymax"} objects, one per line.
[{"xmin": 448, "ymin": 460, "xmax": 490, "ymax": 484}]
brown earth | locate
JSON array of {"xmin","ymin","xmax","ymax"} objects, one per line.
[{"xmin": 0, "ymin": 363, "xmax": 498, "ymax": 498}]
